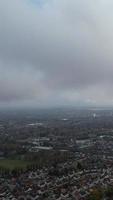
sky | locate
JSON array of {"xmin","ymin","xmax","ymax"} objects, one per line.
[{"xmin": 1, "ymin": 0, "xmax": 113, "ymax": 108}]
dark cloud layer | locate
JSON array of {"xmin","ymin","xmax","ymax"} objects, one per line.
[{"xmin": 0, "ymin": 0, "xmax": 113, "ymax": 107}]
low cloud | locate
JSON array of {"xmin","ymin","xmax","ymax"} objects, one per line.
[{"xmin": 0, "ymin": 0, "xmax": 113, "ymax": 106}]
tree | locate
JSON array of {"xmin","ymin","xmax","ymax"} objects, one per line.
[
  {"xmin": 77, "ymin": 162, "xmax": 83, "ymax": 171},
  {"xmin": 105, "ymin": 187, "xmax": 113, "ymax": 200},
  {"xmin": 87, "ymin": 188, "xmax": 103, "ymax": 200}
]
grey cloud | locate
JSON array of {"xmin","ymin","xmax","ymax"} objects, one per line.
[{"xmin": 0, "ymin": 0, "xmax": 113, "ymax": 106}]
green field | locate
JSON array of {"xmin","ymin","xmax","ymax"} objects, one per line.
[{"xmin": 0, "ymin": 159, "xmax": 31, "ymax": 170}]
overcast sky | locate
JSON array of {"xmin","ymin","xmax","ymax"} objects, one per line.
[{"xmin": 1, "ymin": 0, "xmax": 113, "ymax": 108}]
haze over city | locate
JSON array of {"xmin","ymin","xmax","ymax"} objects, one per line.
[
  {"xmin": 2, "ymin": 2, "xmax": 113, "ymax": 199},
  {"xmin": 1, "ymin": 0, "xmax": 113, "ymax": 108}
]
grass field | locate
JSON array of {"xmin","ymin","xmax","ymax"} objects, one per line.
[{"xmin": 0, "ymin": 159, "xmax": 31, "ymax": 170}]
